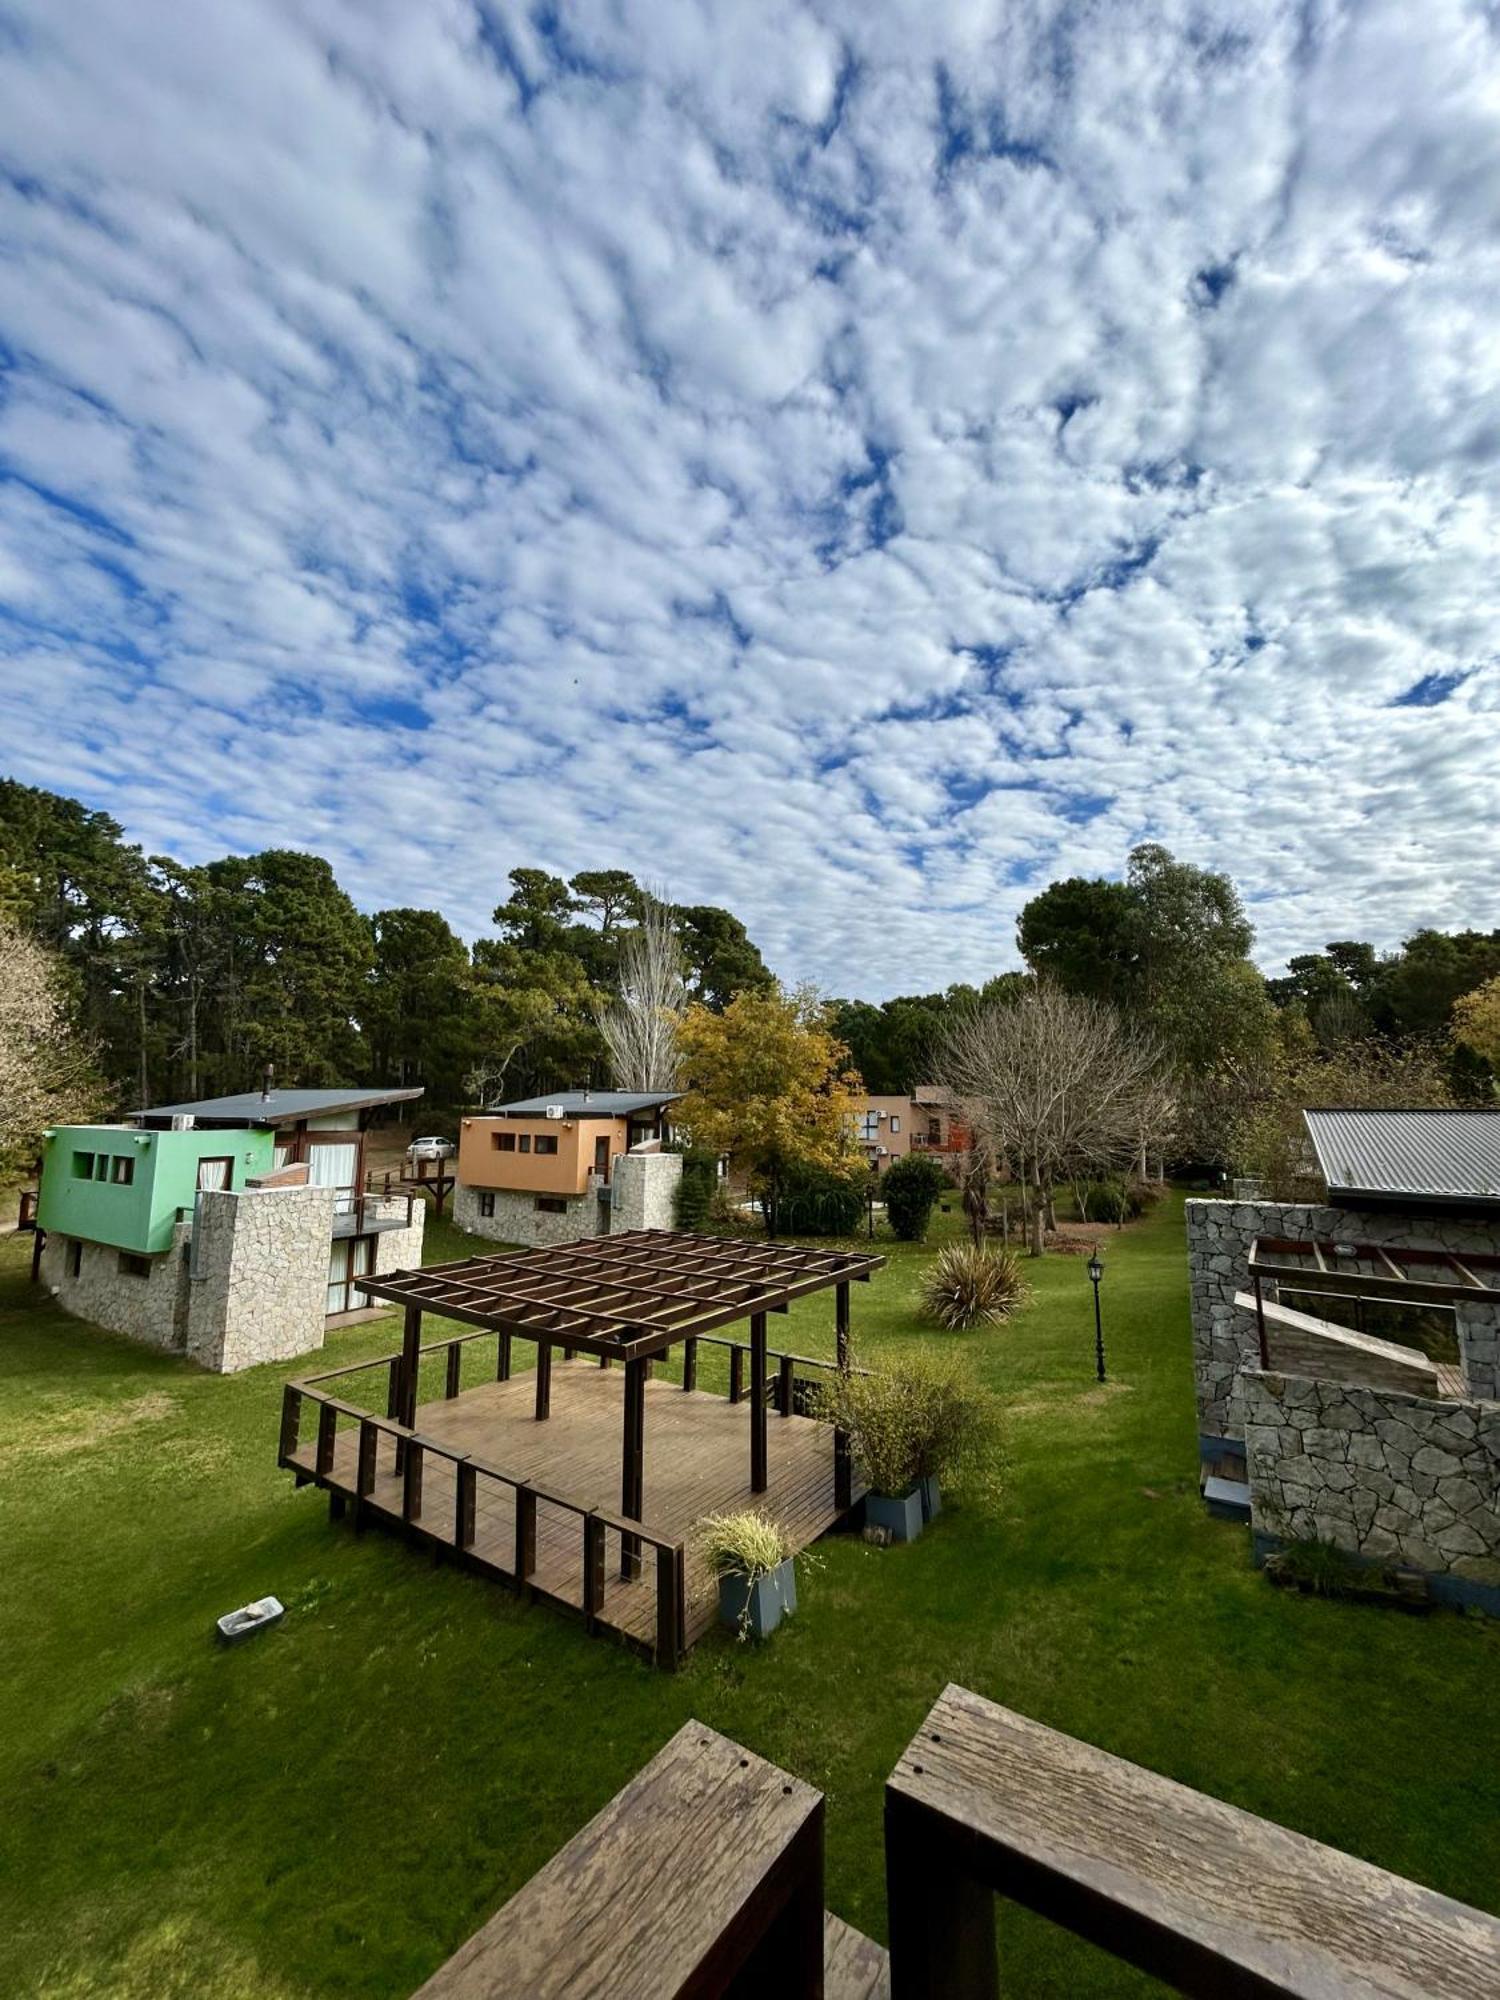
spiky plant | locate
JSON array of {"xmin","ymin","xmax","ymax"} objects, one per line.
[
  {"xmin": 920, "ymin": 1242, "xmax": 1031, "ymax": 1332},
  {"xmin": 694, "ymin": 1508, "xmax": 790, "ymax": 1582}
]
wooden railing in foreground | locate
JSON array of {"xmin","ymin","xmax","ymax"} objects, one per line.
[
  {"xmin": 885, "ymin": 1683, "xmax": 1500, "ymax": 1997},
  {"xmin": 412, "ymin": 1720, "xmax": 887, "ymax": 2000},
  {"xmin": 278, "ymin": 1373, "xmax": 687, "ymax": 1668}
]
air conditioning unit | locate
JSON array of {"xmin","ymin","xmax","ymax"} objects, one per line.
[
  {"xmin": 544, "ymin": 1104, "xmax": 566, "ymax": 1120},
  {"xmin": 170, "ymin": 1114, "xmax": 196, "ymax": 1131}
]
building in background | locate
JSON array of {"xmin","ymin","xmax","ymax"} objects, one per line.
[
  {"xmin": 34, "ymin": 1085, "xmax": 425, "ymax": 1372},
  {"xmin": 455, "ymin": 1088, "xmax": 683, "ymax": 1248},
  {"xmin": 857, "ymin": 1085, "xmax": 969, "ymax": 1175}
]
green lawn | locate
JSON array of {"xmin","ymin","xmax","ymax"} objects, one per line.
[{"xmin": 4, "ymin": 1196, "xmax": 1499, "ymax": 1997}]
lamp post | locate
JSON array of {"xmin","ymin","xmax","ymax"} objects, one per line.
[{"xmin": 1087, "ymin": 1252, "xmax": 1106, "ymax": 1382}]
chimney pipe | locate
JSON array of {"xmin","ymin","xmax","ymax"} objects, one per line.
[{"xmin": 262, "ymin": 1062, "xmax": 274, "ymax": 1102}]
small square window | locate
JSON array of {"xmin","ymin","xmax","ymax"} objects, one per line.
[
  {"xmin": 110, "ymin": 1155, "xmax": 135, "ymax": 1185},
  {"xmin": 118, "ymin": 1251, "xmax": 151, "ymax": 1280},
  {"xmin": 478, "ymin": 1192, "xmax": 496, "ymax": 1218},
  {"xmin": 518, "ymin": 1133, "xmax": 532, "ymax": 1154},
  {"xmin": 72, "ymin": 1151, "xmax": 95, "ymax": 1180},
  {"xmin": 535, "ymin": 1195, "xmax": 566, "ymax": 1214},
  {"xmin": 534, "ymin": 1134, "xmax": 558, "ymax": 1156},
  {"xmin": 494, "ymin": 1132, "xmax": 516, "ymax": 1152}
]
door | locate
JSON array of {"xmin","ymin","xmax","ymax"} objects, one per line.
[
  {"xmin": 594, "ymin": 1136, "xmax": 611, "ymax": 1180},
  {"xmin": 326, "ymin": 1241, "xmax": 350, "ymax": 1316}
]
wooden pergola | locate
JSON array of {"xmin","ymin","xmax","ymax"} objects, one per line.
[
  {"xmin": 356, "ymin": 1230, "xmax": 884, "ymax": 1572},
  {"xmin": 1246, "ymin": 1235, "xmax": 1500, "ymax": 1366}
]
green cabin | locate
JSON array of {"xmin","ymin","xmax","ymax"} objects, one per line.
[{"xmin": 36, "ymin": 1125, "xmax": 277, "ymax": 1255}]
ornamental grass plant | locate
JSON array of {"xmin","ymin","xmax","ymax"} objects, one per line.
[{"xmin": 920, "ymin": 1242, "xmax": 1031, "ymax": 1331}]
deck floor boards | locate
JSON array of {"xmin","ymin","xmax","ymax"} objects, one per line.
[{"xmin": 288, "ymin": 1361, "xmax": 861, "ymax": 1656}]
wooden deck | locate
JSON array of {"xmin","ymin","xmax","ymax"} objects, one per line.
[{"xmin": 286, "ymin": 1359, "xmax": 861, "ymax": 1659}]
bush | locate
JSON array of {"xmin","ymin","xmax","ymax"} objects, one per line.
[
  {"xmin": 1075, "ymin": 1178, "xmax": 1129, "ymax": 1223},
  {"xmin": 768, "ymin": 1158, "xmax": 870, "ymax": 1237},
  {"xmin": 671, "ymin": 1147, "xmax": 720, "ymax": 1231},
  {"xmin": 920, "ymin": 1242, "xmax": 1031, "ymax": 1331},
  {"xmin": 881, "ymin": 1153, "xmax": 951, "ymax": 1241},
  {"xmin": 694, "ymin": 1508, "xmax": 790, "ymax": 1581},
  {"xmin": 813, "ymin": 1351, "xmax": 1002, "ymax": 1499}
]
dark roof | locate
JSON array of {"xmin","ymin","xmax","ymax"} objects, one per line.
[
  {"xmin": 486, "ymin": 1090, "xmax": 681, "ymax": 1118},
  {"xmin": 136, "ymin": 1087, "xmax": 424, "ymax": 1127},
  {"xmin": 1303, "ymin": 1108, "xmax": 1500, "ymax": 1210}
]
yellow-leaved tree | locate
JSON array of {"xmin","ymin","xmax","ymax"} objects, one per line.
[
  {"xmin": 676, "ymin": 983, "xmax": 864, "ymax": 1234},
  {"xmin": 1453, "ymin": 976, "xmax": 1500, "ymax": 1079}
]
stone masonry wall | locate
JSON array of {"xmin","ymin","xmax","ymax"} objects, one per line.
[
  {"xmin": 1188, "ymin": 1199, "xmax": 1500, "ymax": 1443},
  {"xmin": 185, "ymin": 1184, "xmax": 335, "ymax": 1373},
  {"xmin": 41, "ymin": 1226, "xmax": 191, "ymax": 1350},
  {"xmin": 609, "ymin": 1151, "xmax": 683, "ymax": 1233},
  {"xmin": 372, "ymin": 1204, "xmax": 425, "ymax": 1278},
  {"xmin": 453, "ymin": 1182, "xmax": 603, "ymax": 1249},
  {"xmin": 1243, "ymin": 1368, "xmax": 1500, "ymax": 1598}
]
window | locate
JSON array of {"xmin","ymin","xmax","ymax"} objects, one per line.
[
  {"xmin": 118, "ymin": 1252, "xmax": 151, "ymax": 1280},
  {"xmin": 518, "ymin": 1133, "xmax": 532, "ymax": 1153},
  {"xmin": 535, "ymin": 1196, "xmax": 566, "ymax": 1214},
  {"xmin": 72, "ymin": 1151, "xmax": 95, "ymax": 1180},
  {"xmin": 493, "ymin": 1132, "xmax": 517, "ymax": 1152},
  {"xmin": 110, "ymin": 1155, "xmax": 135, "ymax": 1185},
  {"xmin": 534, "ymin": 1134, "xmax": 558, "ymax": 1156},
  {"xmin": 67, "ymin": 1240, "xmax": 82, "ymax": 1280},
  {"xmin": 478, "ymin": 1192, "xmax": 496, "ymax": 1218},
  {"xmin": 858, "ymin": 1113, "xmax": 878, "ymax": 1144},
  {"xmin": 890, "ymin": 1116, "xmax": 901, "ymax": 1135},
  {"xmin": 196, "ymin": 1157, "xmax": 233, "ymax": 1193}
]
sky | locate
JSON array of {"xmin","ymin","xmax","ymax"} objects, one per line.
[{"xmin": 2, "ymin": 0, "xmax": 1499, "ymax": 1000}]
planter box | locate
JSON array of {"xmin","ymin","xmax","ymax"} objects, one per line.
[
  {"xmin": 920, "ymin": 1476, "xmax": 942, "ymax": 1523},
  {"xmin": 718, "ymin": 1558, "xmax": 797, "ymax": 1639},
  {"xmin": 866, "ymin": 1487, "xmax": 924, "ymax": 1543}
]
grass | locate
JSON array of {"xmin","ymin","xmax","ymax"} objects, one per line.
[{"xmin": 3, "ymin": 1195, "xmax": 1500, "ymax": 1996}]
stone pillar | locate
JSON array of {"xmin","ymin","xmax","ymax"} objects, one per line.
[
  {"xmin": 185, "ymin": 1184, "xmax": 336, "ymax": 1373},
  {"xmin": 609, "ymin": 1151, "xmax": 683, "ymax": 1233}
]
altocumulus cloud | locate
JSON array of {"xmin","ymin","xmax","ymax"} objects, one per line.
[{"xmin": 1, "ymin": 0, "xmax": 1498, "ymax": 993}]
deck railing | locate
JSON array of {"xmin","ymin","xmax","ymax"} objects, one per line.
[{"xmin": 279, "ymin": 1342, "xmax": 687, "ymax": 1667}]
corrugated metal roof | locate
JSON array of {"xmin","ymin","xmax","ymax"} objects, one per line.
[
  {"xmin": 486, "ymin": 1090, "xmax": 681, "ymax": 1117},
  {"xmin": 137, "ymin": 1087, "xmax": 424, "ymax": 1125},
  {"xmin": 1303, "ymin": 1108, "xmax": 1500, "ymax": 1206}
]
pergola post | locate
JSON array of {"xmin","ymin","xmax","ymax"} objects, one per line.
[
  {"xmin": 833, "ymin": 1281, "xmax": 852, "ymax": 1510},
  {"xmin": 535, "ymin": 1338, "xmax": 552, "ymax": 1420},
  {"xmin": 835, "ymin": 1281, "xmax": 850, "ymax": 1371},
  {"xmin": 750, "ymin": 1311, "xmax": 768, "ymax": 1494},
  {"xmin": 621, "ymin": 1356, "xmax": 646, "ymax": 1580},
  {"xmin": 396, "ymin": 1303, "xmax": 422, "ymax": 1475}
]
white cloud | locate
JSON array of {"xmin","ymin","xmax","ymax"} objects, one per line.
[{"xmin": 1, "ymin": 0, "xmax": 1499, "ymax": 997}]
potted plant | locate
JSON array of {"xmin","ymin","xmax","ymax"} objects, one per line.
[
  {"xmin": 815, "ymin": 1355, "xmax": 1000, "ymax": 1543},
  {"xmin": 696, "ymin": 1509, "xmax": 796, "ymax": 1639}
]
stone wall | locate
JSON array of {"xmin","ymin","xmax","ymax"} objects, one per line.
[
  {"xmin": 1188, "ymin": 1198, "xmax": 1500, "ymax": 1444},
  {"xmin": 41, "ymin": 1227, "xmax": 191, "ymax": 1349},
  {"xmin": 609, "ymin": 1151, "xmax": 683, "ymax": 1233},
  {"xmin": 1242, "ymin": 1367, "xmax": 1500, "ymax": 1608},
  {"xmin": 185, "ymin": 1184, "xmax": 335, "ymax": 1373},
  {"xmin": 453, "ymin": 1182, "xmax": 603, "ymax": 1249},
  {"xmin": 371, "ymin": 1203, "xmax": 425, "ymax": 1277}
]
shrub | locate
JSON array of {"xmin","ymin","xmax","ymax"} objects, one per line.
[
  {"xmin": 881, "ymin": 1153, "xmax": 951, "ymax": 1241},
  {"xmin": 671, "ymin": 1146, "xmax": 719, "ymax": 1231},
  {"xmin": 769, "ymin": 1157, "xmax": 870, "ymax": 1237},
  {"xmin": 813, "ymin": 1352, "xmax": 1002, "ymax": 1499},
  {"xmin": 1075, "ymin": 1178, "xmax": 1129, "ymax": 1224},
  {"xmin": 694, "ymin": 1509, "xmax": 790, "ymax": 1581},
  {"xmin": 920, "ymin": 1242, "xmax": 1031, "ymax": 1331}
]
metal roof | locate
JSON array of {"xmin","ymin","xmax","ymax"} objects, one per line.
[
  {"xmin": 1303, "ymin": 1108, "xmax": 1500, "ymax": 1209},
  {"xmin": 136, "ymin": 1087, "xmax": 424, "ymax": 1126},
  {"xmin": 485, "ymin": 1090, "xmax": 682, "ymax": 1118}
]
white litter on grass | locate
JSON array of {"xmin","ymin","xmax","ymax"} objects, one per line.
[{"xmin": 215, "ymin": 1596, "xmax": 285, "ymax": 1644}]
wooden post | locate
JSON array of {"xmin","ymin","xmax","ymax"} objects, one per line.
[
  {"xmin": 779, "ymin": 1352, "xmax": 795, "ymax": 1417},
  {"xmin": 655, "ymin": 1544, "xmax": 684, "ymax": 1670},
  {"xmin": 402, "ymin": 1441, "xmax": 423, "ymax": 1524},
  {"xmin": 515, "ymin": 1485, "xmax": 536, "ymax": 1588},
  {"xmin": 583, "ymin": 1513, "xmax": 606, "ymax": 1633},
  {"xmin": 355, "ymin": 1418, "xmax": 378, "ymax": 1530},
  {"xmin": 751, "ymin": 1312, "xmax": 768, "ymax": 1494},
  {"xmin": 400, "ymin": 1303, "xmax": 422, "ymax": 1429},
  {"xmin": 730, "ymin": 1345, "xmax": 744, "ymax": 1405},
  {"xmin": 496, "ymin": 1330, "xmax": 511, "ymax": 1381},
  {"xmin": 885, "ymin": 1788, "xmax": 998, "ymax": 1998},
  {"xmin": 455, "ymin": 1461, "xmax": 476, "ymax": 1551},
  {"xmin": 445, "ymin": 1341, "xmax": 462, "ymax": 1400},
  {"xmin": 621, "ymin": 1357, "xmax": 646, "ymax": 1581},
  {"xmin": 315, "ymin": 1399, "xmax": 337, "ymax": 1478},
  {"xmin": 682, "ymin": 1338, "xmax": 698, "ymax": 1393},
  {"xmin": 386, "ymin": 1356, "xmax": 401, "ymax": 1419},
  {"xmin": 278, "ymin": 1384, "xmax": 302, "ymax": 1466},
  {"xmin": 836, "ymin": 1280, "xmax": 850, "ymax": 1372},
  {"xmin": 535, "ymin": 1339, "xmax": 552, "ymax": 1420}
]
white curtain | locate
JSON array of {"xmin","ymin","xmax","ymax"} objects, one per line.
[
  {"xmin": 307, "ymin": 1141, "xmax": 359, "ymax": 1213},
  {"xmin": 197, "ymin": 1158, "xmax": 230, "ymax": 1192}
]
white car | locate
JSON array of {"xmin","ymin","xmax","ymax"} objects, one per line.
[{"xmin": 406, "ymin": 1135, "xmax": 455, "ymax": 1162}]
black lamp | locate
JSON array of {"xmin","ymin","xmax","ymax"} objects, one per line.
[{"xmin": 1087, "ymin": 1253, "xmax": 1105, "ymax": 1382}]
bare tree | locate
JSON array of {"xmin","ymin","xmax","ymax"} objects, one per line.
[
  {"xmin": 938, "ymin": 983, "xmax": 1170, "ymax": 1254},
  {"xmin": 0, "ymin": 921, "xmax": 102, "ymax": 1173},
  {"xmin": 597, "ymin": 892, "xmax": 687, "ymax": 1093}
]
